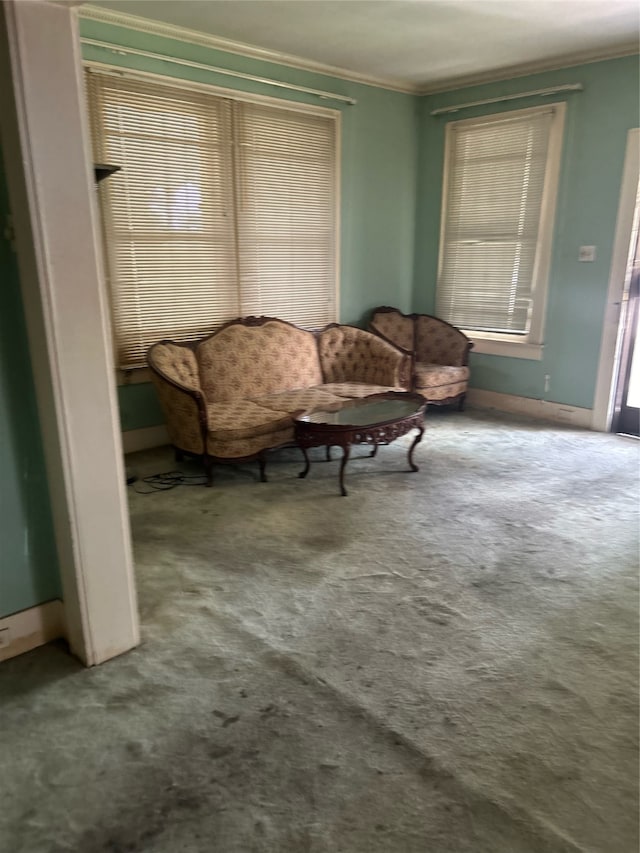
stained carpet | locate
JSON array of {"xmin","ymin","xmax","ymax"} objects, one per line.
[{"xmin": 1, "ymin": 409, "xmax": 638, "ymax": 853}]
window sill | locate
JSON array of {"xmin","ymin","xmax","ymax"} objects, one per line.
[
  {"xmin": 117, "ymin": 367, "xmax": 153, "ymax": 386},
  {"xmin": 465, "ymin": 335, "xmax": 544, "ymax": 361}
]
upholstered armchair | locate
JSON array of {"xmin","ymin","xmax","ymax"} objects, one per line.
[{"xmin": 369, "ymin": 306, "xmax": 473, "ymax": 409}]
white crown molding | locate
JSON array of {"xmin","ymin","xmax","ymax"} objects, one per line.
[
  {"xmin": 79, "ymin": 4, "xmax": 419, "ymax": 95},
  {"xmin": 78, "ymin": 5, "xmax": 638, "ymax": 98},
  {"xmin": 419, "ymin": 42, "xmax": 639, "ymax": 96}
]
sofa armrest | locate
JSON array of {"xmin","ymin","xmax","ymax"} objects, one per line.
[
  {"xmin": 318, "ymin": 324, "xmax": 411, "ymax": 389},
  {"xmin": 147, "ymin": 342, "xmax": 207, "ymax": 454}
]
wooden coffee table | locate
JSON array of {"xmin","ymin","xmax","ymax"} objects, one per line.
[{"xmin": 293, "ymin": 391, "xmax": 426, "ymax": 496}]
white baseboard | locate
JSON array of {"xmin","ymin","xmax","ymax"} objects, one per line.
[
  {"xmin": 467, "ymin": 389, "xmax": 593, "ymax": 429},
  {"xmin": 122, "ymin": 424, "xmax": 170, "ymax": 454},
  {"xmin": 0, "ymin": 600, "xmax": 65, "ymax": 662}
]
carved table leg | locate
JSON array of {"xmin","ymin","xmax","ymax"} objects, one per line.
[
  {"xmin": 407, "ymin": 427, "xmax": 424, "ymax": 472},
  {"xmin": 258, "ymin": 453, "xmax": 267, "ymax": 483},
  {"xmin": 339, "ymin": 444, "xmax": 351, "ymax": 497},
  {"xmin": 369, "ymin": 444, "xmax": 378, "ymax": 458},
  {"xmin": 298, "ymin": 446, "xmax": 311, "ymax": 479},
  {"xmin": 326, "ymin": 446, "xmax": 332, "ymax": 461}
]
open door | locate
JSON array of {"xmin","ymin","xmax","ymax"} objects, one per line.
[
  {"xmin": 612, "ymin": 236, "xmax": 640, "ymax": 436},
  {"xmin": 592, "ymin": 129, "xmax": 640, "ymax": 433}
]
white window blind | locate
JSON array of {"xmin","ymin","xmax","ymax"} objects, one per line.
[
  {"xmin": 437, "ymin": 107, "xmax": 557, "ymax": 337},
  {"xmin": 86, "ymin": 70, "xmax": 338, "ymax": 368}
]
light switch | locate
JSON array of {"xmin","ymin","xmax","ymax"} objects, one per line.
[{"xmin": 579, "ymin": 245, "xmax": 596, "ymax": 262}]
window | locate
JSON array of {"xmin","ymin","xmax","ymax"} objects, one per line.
[
  {"xmin": 436, "ymin": 103, "xmax": 565, "ymax": 359},
  {"xmin": 86, "ymin": 70, "xmax": 338, "ymax": 368}
]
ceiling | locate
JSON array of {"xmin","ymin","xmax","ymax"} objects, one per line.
[{"xmin": 87, "ymin": 0, "xmax": 640, "ymax": 91}]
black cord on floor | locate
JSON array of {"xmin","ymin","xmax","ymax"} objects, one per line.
[{"xmin": 131, "ymin": 470, "xmax": 208, "ymax": 494}]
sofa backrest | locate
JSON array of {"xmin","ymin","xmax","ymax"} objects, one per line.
[
  {"xmin": 317, "ymin": 324, "xmax": 407, "ymax": 386},
  {"xmin": 196, "ymin": 318, "xmax": 323, "ymax": 402},
  {"xmin": 369, "ymin": 307, "xmax": 414, "ymax": 352},
  {"xmin": 415, "ymin": 315, "xmax": 470, "ymax": 365}
]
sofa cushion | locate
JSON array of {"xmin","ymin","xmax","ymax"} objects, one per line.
[
  {"xmin": 415, "ymin": 380, "xmax": 467, "ymax": 401},
  {"xmin": 314, "ymin": 382, "xmax": 405, "ymax": 399},
  {"xmin": 250, "ymin": 388, "xmax": 344, "ymax": 414},
  {"xmin": 206, "ymin": 400, "xmax": 292, "ymax": 441},
  {"xmin": 413, "ymin": 363, "xmax": 469, "ymax": 390},
  {"xmin": 197, "ymin": 320, "xmax": 322, "ymax": 402},
  {"xmin": 207, "ymin": 427, "xmax": 294, "ymax": 460}
]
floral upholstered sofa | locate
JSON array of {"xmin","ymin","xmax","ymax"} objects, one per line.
[
  {"xmin": 369, "ymin": 306, "xmax": 472, "ymax": 409},
  {"xmin": 147, "ymin": 316, "xmax": 410, "ymax": 485}
]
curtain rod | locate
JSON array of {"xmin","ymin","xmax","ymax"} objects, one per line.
[
  {"xmin": 430, "ymin": 83, "xmax": 583, "ymax": 116},
  {"xmin": 81, "ymin": 37, "xmax": 357, "ymax": 105}
]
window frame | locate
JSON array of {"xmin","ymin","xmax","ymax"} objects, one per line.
[
  {"xmin": 84, "ymin": 62, "xmax": 341, "ymax": 377},
  {"xmin": 437, "ymin": 102, "xmax": 567, "ymax": 360}
]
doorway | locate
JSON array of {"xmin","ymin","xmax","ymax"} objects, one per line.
[
  {"xmin": 612, "ymin": 231, "xmax": 640, "ymax": 436},
  {"xmin": 592, "ymin": 128, "xmax": 640, "ymax": 433}
]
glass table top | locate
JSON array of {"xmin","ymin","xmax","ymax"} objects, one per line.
[{"xmin": 295, "ymin": 394, "xmax": 424, "ymax": 427}]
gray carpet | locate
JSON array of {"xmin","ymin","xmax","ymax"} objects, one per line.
[{"xmin": 1, "ymin": 409, "xmax": 638, "ymax": 853}]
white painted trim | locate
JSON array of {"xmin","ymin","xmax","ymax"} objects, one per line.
[
  {"xmin": 468, "ymin": 388, "xmax": 593, "ymax": 429},
  {"xmin": 79, "ymin": 5, "xmax": 638, "ymax": 98},
  {"xmin": 0, "ymin": 600, "xmax": 65, "ymax": 663},
  {"xmin": 592, "ymin": 129, "xmax": 640, "ymax": 432},
  {"xmin": 437, "ymin": 103, "xmax": 566, "ymax": 350},
  {"xmin": 419, "ymin": 43, "xmax": 639, "ymax": 95},
  {"xmin": 0, "ymin": 1, "xmax": 139, "ymax": 666},
  {"xmin": 82, "ymin": 39, "xmax": 357, "ymax": 105},
  {"xmin": 122, "ymin": 424, "xmax": 170, "ymax": 454},
  {"xmin": 80, "ymin": 4, "xmax": 416, "ymax": 94},
  {"xmin": 85, "ymin": 61, "xmax": 341, "ymax": 119},
  {"xmin": 468, "ymin": 337, "xmax": 544, "ymax": 360}
]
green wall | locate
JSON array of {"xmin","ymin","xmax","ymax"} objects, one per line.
[
  {"xmin": 416, "ymin": 55, "xmax": 640, "ymax": 409},
  {"xmin": 81, "ymin": 18, "xmax": 640, "ymax": 426},
  {"xmin": 79, "ymin": 18, "xmax": 419, "ymax": 431},
  {"xmin": 0, "ymin": 150, "xmax": 61, "ymax": 618}
]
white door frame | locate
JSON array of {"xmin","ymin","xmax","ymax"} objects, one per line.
[
  {"xmin": 592, "ymin": 128, "xmax": 640, "ymax": 432},
  {"xmin": 0, "ymin": 0, "xmax": 139, "ymax": 665}
]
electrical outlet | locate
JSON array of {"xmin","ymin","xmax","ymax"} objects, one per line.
[
  {"xmin": 579, "ymin": 245, "xmax": 596, "ymax": 262},
  {"xmin": 544, "ymin": 374, "xmax": 551, "ymax": 393},
  {"xmin": 0, "ymin": 627, "xmax": 11, "ymax": 649}
]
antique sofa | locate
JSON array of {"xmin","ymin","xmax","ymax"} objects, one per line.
[
  {"xmin": 369, "ymin": 306, "xmax": 472, "ymax": 409},
  {"xmin": 147, "ymin": 316, "xmax": 410, "ymax": 485}
]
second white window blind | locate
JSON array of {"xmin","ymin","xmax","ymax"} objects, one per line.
[{"xmin": 437, "ymin": 107, "xmax": 556, "ymax": 336}]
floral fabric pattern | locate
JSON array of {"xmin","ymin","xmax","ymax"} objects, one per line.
[
  {"xmin": 251, "ymin": 388, "xmax": 344, "ymax": 414},
  {"xmin": 206, "ymin": 400, "xmax": 292, "ymax": 441},
  {"xmin": 414, "ymin": 380, "xmax": 467, "ymax": 401},
  {"xmin": 149, "ymin": 320, "xmax": 414, "ymax": 465},
  {"xmin": 415, "ymin": 316, "xmax": 469, "ymax": 366},
  {"xmin": 150, "ymin": 374, "xmax": 204, "ymax": 454},
  {"xmin": 318, "ymin": 326, "xmax": 407, "ymax": 387},
  {"xmin": 413, "ymin": 363, "xmax": 470, "ymax": 388},
  {"xmin": 207, "ymin": 427, "xmax": 294, "ymax": 459},
  {"xmin": 370, "ymin": 309, "xmax": 414, "ymax": 351},
  {"xmin": 148, "ymin": 343, "xmax": 201, "ymax": 391},
  {"xmin": 197, "ymin": 321, "xmax": 322, "ymax": 402}
]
